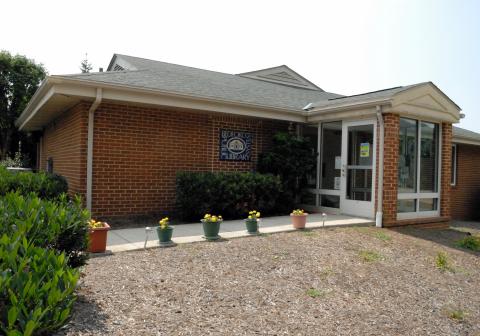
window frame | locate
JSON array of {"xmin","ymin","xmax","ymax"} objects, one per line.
[
  {"xmin": 451, "ymin": 144, "xmax": 457, "ymax": 186},
  {"xmin": 397, "ymin": 118, "xmax": 442, "ymax": 220}
]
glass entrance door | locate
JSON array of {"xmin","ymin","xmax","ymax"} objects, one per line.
[{"xmin": 340, "ymin": 120, "xmax": 376, "ymax": 218}]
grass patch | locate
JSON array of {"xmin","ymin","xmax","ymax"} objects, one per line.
[
  {"xmin": 303, "ymin": 230, "xmax": 317, "ymax": 237},
  {"xmin": 319, "ymin": 267, "xmax": 334, "ymax": 279},
  {"xmin": 435, "ymin": 252, "xmax": 455, "ymax": 272},
  {"xmin": 455, "ymin": 235, "xmax": 480, "ymax": 252},
  {"xmin": 374, "ymin": 231, "xmax": 392, "ymax": 242},
  {"xmin": 306, "ymin": 288, "xmax": 325, "ymax": 298},
  {"xmin": 359, "ymin": 250, "xmax": 384, "ymax": 262},
  {"xmin": 447, "ymin": 309, "xmax": 467, "ymax": 321}
]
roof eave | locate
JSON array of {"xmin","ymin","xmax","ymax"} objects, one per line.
[{"xmin": 17, "ymin": 76, "xmax": 308, "ymax": 131}]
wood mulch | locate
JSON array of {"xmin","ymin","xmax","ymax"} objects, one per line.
[{"xmin": 57, "ymin": 226, "xmax": 480, "ymax": 335}]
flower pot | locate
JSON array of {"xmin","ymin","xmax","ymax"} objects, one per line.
[
  {"xmin": 202, "ymin": 220, "xmax": 221, "ymax": 240},
  {"xmin": 291, "ymin": 214, "xmax": 307, "ymax": 229},
  {"xmin": 88, "ymin": 222, "xmax": 111, "ymax": 253},
  {"xmin": 156, "ymin": 226, "xmax": 173, "ymax": 244},
  {"xmin": 245, "ymin": 219, "xmax": 259, "ymax": 234}
]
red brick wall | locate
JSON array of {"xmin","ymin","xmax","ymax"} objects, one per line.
[
  {"xmin": 381, "ymin": 114, "xmax": 400, "ymax": 227},
  {"xmin": 91, "ymin": 103, "xmax": 288, "ymax": 217},
  {"xmin": 440, "ymin": 123, "xmax": 452, "ymax": 219},
  {"xmin": 451, "ymin": 143, "xmax": 480, "ymax": 220},
  {"xmin": 40, "ymin": 103, "xmax": 88, "ymax": 197}
]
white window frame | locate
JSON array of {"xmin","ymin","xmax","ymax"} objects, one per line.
[
  {"xmin": 451, "ymin": 144, "xmax": 457, "ymax": 186},
  {"xmin": 397, "ymin": 120, "xmax": 442, "ymax": 220}
]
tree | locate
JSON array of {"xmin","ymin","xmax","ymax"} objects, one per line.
[
  {"xmin": 79, "ymin": 54, "xmax": 93, "ymax": 73},
  {"xmin": 257, "ymin": 132, "xmax": 317, "ymax": 211},
  {"xmin": 0, "ymin": 50, "xmax": 47, "ymax": 161}
]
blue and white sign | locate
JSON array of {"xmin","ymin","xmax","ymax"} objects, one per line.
[{"xmin": 220, "ymin": 129, "xmax": 252, "ymax": 161}]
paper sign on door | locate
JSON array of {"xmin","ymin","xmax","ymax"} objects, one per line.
[{"xmin": 360, "ymin": 143, "xmax": 370, "ymax": 158}]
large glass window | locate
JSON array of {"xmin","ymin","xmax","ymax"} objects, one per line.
[
  {"xmin": 303, "ymin": 125, "xmax": 319, "ymax": 188},
  {"xmin": 451, "ymin": 144, "xmax": 457, "ymax": 186},
  {"xmin": 398, "ymin": 119, "xmax": 417, "ymax": 193},
  {"xmin": 420, "ymin": 122, "xmax": 439, "ymax": 192},
  {"xmin": 397, "ymin": 118, "xmax": 440, "ymax": 217}
]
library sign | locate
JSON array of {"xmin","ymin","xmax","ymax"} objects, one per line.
[{"xmin": 219, "ymin": 129, "xmax": 252, "ymax": 161}]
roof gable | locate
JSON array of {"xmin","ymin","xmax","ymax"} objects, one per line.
[{"xmin": 238, "ymin": 65, "xmax": 323, "ymax": 91}]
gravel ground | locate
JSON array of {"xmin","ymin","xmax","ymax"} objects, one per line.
[{"xmin": 57, "ymin": 226, "xmax": 480, "ymax": 336}]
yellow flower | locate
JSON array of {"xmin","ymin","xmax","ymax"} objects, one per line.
[
  {"xmin": 248, "ymin": 215, "xmax": 252, "ymax": 219},
  {"xmin": 256, "ymin": 212, "xmax": 261, "ymax": 218}
]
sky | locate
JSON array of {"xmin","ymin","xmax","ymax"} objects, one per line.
[{"xmin": 2, "ymin": 0, "xmax": 480, "ymax": 131}]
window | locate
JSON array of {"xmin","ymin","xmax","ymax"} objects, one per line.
[
  {"xmin": 451, "ymin": 144, "xmax": 457, "ymax": 186},
  {"xmin": 397, "ymin": 118, "xmax": 440, "ymax": 218}
]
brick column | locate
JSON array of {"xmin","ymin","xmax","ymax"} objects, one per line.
[
  {"xmin": 382, "ymin": 113, "xmax": 400, "ymax": 227},
  {"xmin": 440, "ymin": 123, "xmax": 452, "ymax": 219}
]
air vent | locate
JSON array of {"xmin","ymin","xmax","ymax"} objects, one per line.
[{"xmin": 113, "ymin": 64, "xmax": 124, "ymax": 71}]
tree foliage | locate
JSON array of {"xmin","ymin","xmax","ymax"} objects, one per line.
[
  {"xmin": 0, "ymin": 50, "xmax": 46, "ymax": 161},
  {"xmin": 257, "ymin": 132, "xmax": 317, "ymax": 210},
  {"xmin": 79, "ymin": 54, "xmax": 93, "ymax": 73}
]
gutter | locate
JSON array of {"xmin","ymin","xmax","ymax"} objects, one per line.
[
  {"xmin": 375, "ymin": 105, "xmax": 384, "ymax": 228},
  {"xmin": 306, "ymin": 98, "xmax": 392, "ymax": 116},
  {"xmin": 86, "ymin": 88, "xmax": 102, "ymax": 212}
]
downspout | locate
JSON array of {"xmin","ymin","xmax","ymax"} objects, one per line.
[
  {"xmin": 375, "ymin": 105, "xmax": 384, "ymax": 228},
  {"xmin": 86, "ymin": 88, "xmax": 102, "ymax": 212}
]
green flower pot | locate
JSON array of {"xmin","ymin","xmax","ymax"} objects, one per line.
[
  {"xmin": 157, "ymin": 226, "xmax": 173, "ymax": 243},
  {"xmin": 245, "ymin": 219, "xmax": 259, "ymax": 234},
  {"xmin": 202, "ymin": 220, "xmax": 221, "ymax": 240}
]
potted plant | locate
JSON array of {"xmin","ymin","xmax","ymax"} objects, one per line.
[
  {"xmin": 157, "ymin": 217, "xmax": 174, "ymax": 247},
  {"xmin": 201, "ymin": 214, "xmax": 222, "ymax": 240},
  {"xmin": 245, "ymin": 210, "xmax": 261, "ymax": 234},
  {"xmin": 290, "ymin": 209, "xmax": 308, "ymax": 229},
  {"xmin": 88, "ymin": 219, "xmax": 111, "ymax": 253}
]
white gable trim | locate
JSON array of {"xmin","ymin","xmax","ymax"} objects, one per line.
[{"xmin": 238, "ymin": 65, "xmax": 322, "ymax": 91}]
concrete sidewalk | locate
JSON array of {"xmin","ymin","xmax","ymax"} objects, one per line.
[{"xmin": 106, "ymin": 213, "xmax": 374, "ymax": 253}]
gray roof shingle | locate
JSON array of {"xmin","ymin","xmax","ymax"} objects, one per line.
[
  {"xmin": 453, "ymin": 126, "xmax": 480, "ymax": 142},
  {"xmin": 58, "ymin": 55, "xmax": 342, "ymax": 111}
]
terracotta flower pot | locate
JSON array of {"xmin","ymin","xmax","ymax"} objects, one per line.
[
  {"xmin": 291, "ymin": 214, "xmax": 308, "ymax": 229},
  {"xmin": 88, "ymin": 222, "xmax": 111, "ymax": 253},
  {"xmin": 201, "ymin": 220, "xmax": 221, "ymax": 240},
  {"xmin": 245, "ymin": 219, "xmax": 259, "ymax": 234}
]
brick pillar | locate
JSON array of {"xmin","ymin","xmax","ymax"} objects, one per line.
[
  {"xmin": 382, "ymin": 114, "xmax": 400, "ymax": 227},
  {"xmin": 440, "ymin": 123, "xmax": 452, "ymax": 219}
]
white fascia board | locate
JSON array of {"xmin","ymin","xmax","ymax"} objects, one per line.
[
  {"xmin": 452, "ymin": 137, "xmax": 480, "ymax": 146},
  {"xmin": 307, "ymin": 99, "xmax": 391, "ymax": 116}
]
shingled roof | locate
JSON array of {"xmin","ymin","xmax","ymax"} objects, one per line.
[{"xmin": 57, "ymin": 54, "xmax": 342, "ymax": 112}]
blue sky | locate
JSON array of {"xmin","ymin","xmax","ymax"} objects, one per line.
[{"xmin": 2, "ymin": 0, "xmax": 479, "ymax": 130}]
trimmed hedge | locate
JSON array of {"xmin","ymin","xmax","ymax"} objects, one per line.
[
  {"xmin": 0, "ymin": 166, "xmax": 68, "ymax": 200},
  {"xmin": 0, "ymin": 192, "xmax": 90, "ymax": 268},
  {"xmin": 176, "ymin": 171, "xmax": 282, "ymax": 220},
  {"xmin": 0, "ymin": 234, "xmax": 79, "ymax": 336}
]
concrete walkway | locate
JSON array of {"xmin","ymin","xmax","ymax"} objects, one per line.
[{"xmin": 106, "ymin": 213, "xmax": 374, "ymax": 253}]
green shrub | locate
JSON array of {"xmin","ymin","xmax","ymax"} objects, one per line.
[
  {"xmin": 257, "ymin": 132, "xmax": 317, "ymax": 211},
  {"xmin": 0, "ymin": 192, "xmax": 90, "ymax": 268},
  {"xmin": 176, "ymin": 171, "xmax": 282, "ymax": 220},
  {"xmin": 455, "ymin": 235, "xmax": 480, "ymax": 251},
  {"xmin": 0, "ymin": 166, "xmax": 68, "ymax": 200},
  {"xmin": 0, "ymin": 234, "xmax": 79, "ymax": 335}
]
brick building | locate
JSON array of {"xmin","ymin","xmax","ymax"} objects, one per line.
[{"xmin": 16, "ymin": 54, "xmax": 478, "ymax": 227}]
